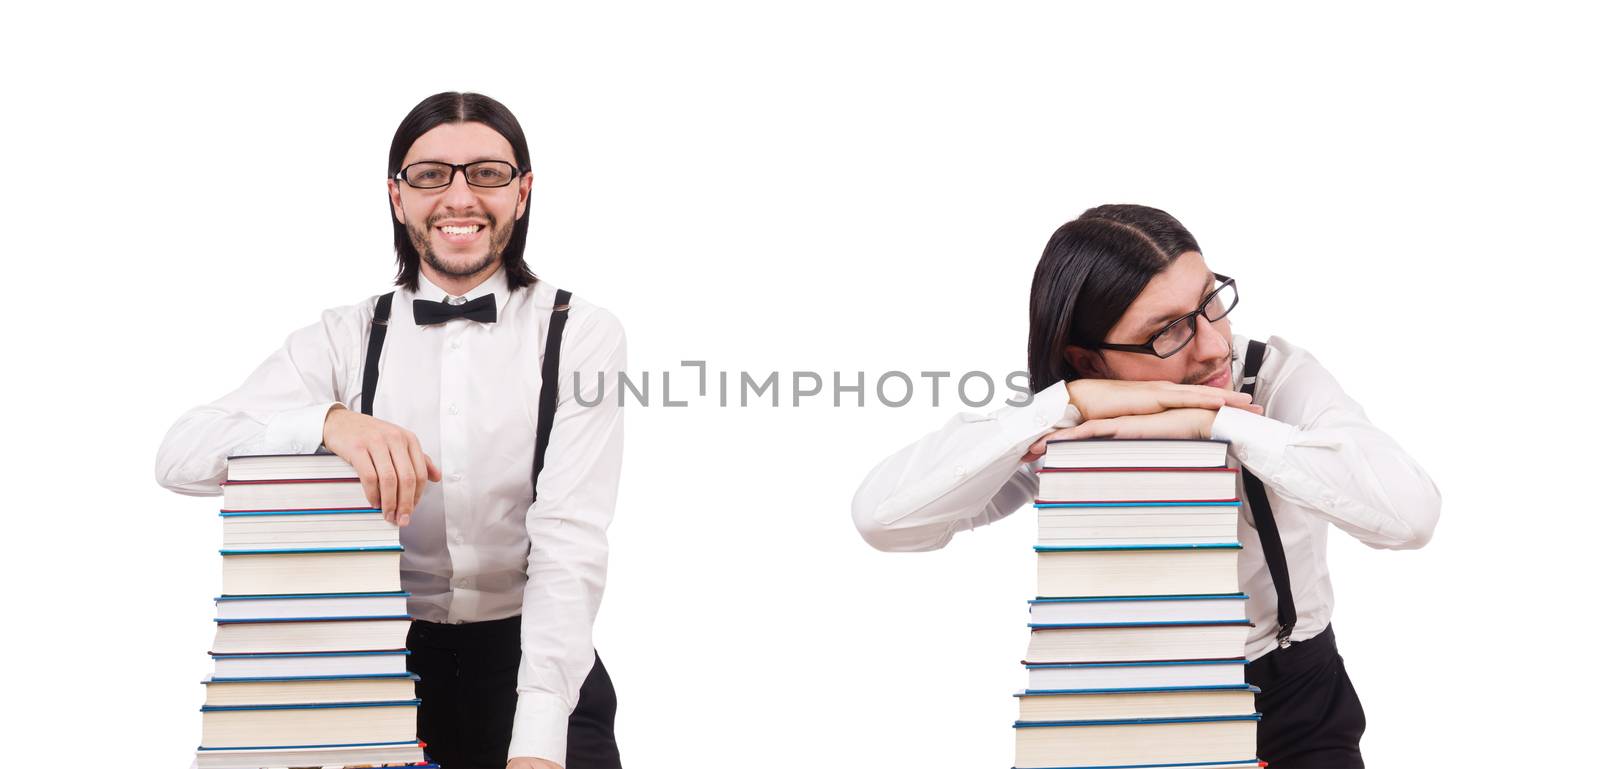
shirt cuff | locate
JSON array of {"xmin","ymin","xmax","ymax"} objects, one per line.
[
  {"xmin": 1020, "ymin": 380, "xmax": 1078, "ymax": 433},
  {"xmin": 1209, "ymin": 405, "xmax": 1295, "ymax": 478},
  {"xmin": 993, "ymin": 380, "xmax": 1076, "ymax": 459},
  {"xmin": 507, "ymin": 691, "xmax": 570, "ymax": 766},
  {"xmin": 261, "ymin": 401, "xmax": 341, "ymax": 454},
  {"xmin": 1054, "ymin": 393, "xmax": 1083, "ymax": 429}
]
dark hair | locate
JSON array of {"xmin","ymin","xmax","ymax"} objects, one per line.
[
  {"xmin": 387, "ymin": 92, "xmax": 538, "ymax": 292},
  {"xmin": 1026, "ymin": 204, "xmax": 1201, "ymax": 392}
]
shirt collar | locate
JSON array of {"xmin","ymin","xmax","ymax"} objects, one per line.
[{"xmin": 415, "ymin": 264, "xmax": 509, "ymax": 304}]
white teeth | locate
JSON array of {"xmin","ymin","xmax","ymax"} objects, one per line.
[{"xmin": 440, "ymin": 225, "xmax": 480, "ymax": 235}]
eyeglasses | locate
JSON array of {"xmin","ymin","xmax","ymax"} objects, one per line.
[
  {"xmin": 1083, "ymin": 273, "xmax": 1238, "ymax": 358},
  {"xmin": 394, "ymin": 160, "xmax": 524, "ymax": 189}
]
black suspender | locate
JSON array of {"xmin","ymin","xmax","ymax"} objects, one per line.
[
  {"xmin": 1239, "ymin": 338, "xmax": 1297, "ymax": 648},
  {"xmin": 532, "ymin": 289, "xmax": 573, "ymax": 501},
  {"xmin": 361, "ymin": 292, "xmax": 394, "ymax": 416},
  {"xmin": 359, "ymin": 287, "xmax": 575, "ymax": 500}
]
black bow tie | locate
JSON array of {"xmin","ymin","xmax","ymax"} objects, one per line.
[{"xmin": 413, "ymin": 294, "xmax": 497, "ymax": 326}]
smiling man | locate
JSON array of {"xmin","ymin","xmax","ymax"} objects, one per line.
[
  {"xmin": 156, "ymin": 92, "xmax": 626, "ymax": 769},
  {"xmin": 851, "ymin": 204, "xmax": 1440, "ymax": 767}
]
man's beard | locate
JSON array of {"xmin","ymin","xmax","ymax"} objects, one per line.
[
  {"xmin": 1181, "ymin": 339, "xmax": 1237, "ymax": 386},
  {"xmin": 407, "ymin": 213, "xmax": 515, "ymax": 279}
]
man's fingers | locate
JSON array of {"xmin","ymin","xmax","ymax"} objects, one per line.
[
  {"xmin": 1221, "ymin": 391, "xmax": 1255, "ymax": 406},
  {"xmin": 425, "ymin": 454, "xmax": 442, "ymax": 482},
  {"xmin": 406, "ymin": 438, "xmax": 429, "ymax": 515},
  {"xmin": 1063, "ymin": 423, "xmax": 1096, "ymax": 440},
  {"xmin": 1167, "ymin": 383, "xmax": 1251, "ymax": 403},
  {"xmin": 1159, "ymin": 393, "xmax": 1226, "ymax": 411},
  {"xmin": 1027, "ymin": 426, "xmax": 1081, "ymax": 459},
  {"xmin": 350, "ymin": 450, "xmax": 381, "ymax": 511},
  {"xmin": 1065, "ymin": 418, "xmax": 1123, "ymax": 440},
  {"xmin": 373, "ymin": 450, "xmax": 399, "ymax": 523},
  {"xmin": 323, "ymin": 414, "xmax": 434, "ymax": 527},
  {"xmin": 389, "ymin": 438, "xmax": 417, "ymax": 524}
]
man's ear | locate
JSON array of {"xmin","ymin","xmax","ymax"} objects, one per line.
[
  {"xmin": 388, "ymin": 179, "xmax": 406, "ymax": 225},
  {"xmin": 1063, "ymin": 345, "xmax": 1107, "ymax": 379},
  {"xmin": 515, "ymin": 170, "xmax": 533, "ymax": 220}
]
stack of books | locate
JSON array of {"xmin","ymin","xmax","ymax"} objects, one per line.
[
  {"xmin": 1013, "ymin": 439, "xmax": 1263, "ymax": 769},
  {"xmin": 195, "ymin": 453, "xmax": 434, "ymax": 769}
]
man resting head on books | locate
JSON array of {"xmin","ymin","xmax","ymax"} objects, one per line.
[
  {"xmin": 1021, "ymin": 205, "xmax": 1260, "ymax": 456},
  {"xmin": 852, "ymin": 203, "xmax": 1440, "ymax": 768}
]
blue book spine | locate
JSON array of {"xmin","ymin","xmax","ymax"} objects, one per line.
[
  {"xmin": 215, "ymin": 592, "xmax": 411, "ymax": 601},
  {"xmin": 1029, "ymin": 620, "xmax": 1255, "ymax": 630},
  {"xmin": 200, "ymin": 699, "xmax": 421, "ymax": 712},
  {"xmin": 218, "ymin": 545, "xmax": 404, "ymax": 555},
  {"xmin": 1024, "ymin": 659, "xmax": 1246, "ymax": 669},
  {"xmin": 209, "ymin": 650, "xmax": 411, "ymax": 659},
  {"xmin": 197, "ymin": 740, "xmax": 425, "ymax": 751},
  {"xmin": 1013, "ymin": 713, "xmax": 1262, "ymax": 728},
  {"xmin": 1035, "ymin": 543, "xmax": 1242, "ymax": 552},
  {"xmin": 215, "ymin": 615, "xmax": 411, "ymax": 624},
  {"xmin": 219, "ymin": 508, "xmax": 383, "ymax": 517},
  {"xmin": 1034, "ymin": 501, "xmax": 1242, "ymax": 509},
  {"xmin": 208, "ymin": 673, "xmax": 419, "ymax": 683},
  {"xmin": 1029, "ymin": 594, "xmax": 1247, "ymax": 604},
  {"xmin": 1015, "ymin": 685, "xmax": 1261, "ymax": 697},
  {"xmin": 1007, "ymin": 761, "xmax": 1260, "ymax": 769}
]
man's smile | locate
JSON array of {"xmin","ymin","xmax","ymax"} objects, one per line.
[{"xmin": 435, "ymin": 220, "xmax": 487, "ymax": 244}]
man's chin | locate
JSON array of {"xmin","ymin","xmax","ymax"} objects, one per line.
[
  {"xmin": 424, "ymin": 249, "xmax": 498, "ymax": 279},
  {"xmin": 1185, "ymin": 368, "xmax": 1232, "ymax": 389}
]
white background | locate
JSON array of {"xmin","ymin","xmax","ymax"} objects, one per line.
[{"xmin": 5, "ymin": 2, "xmax": 1597, "ymax": 765}]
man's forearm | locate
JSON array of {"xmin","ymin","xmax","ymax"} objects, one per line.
[
  {"xmin": 155, "ymin": 399, "xmax": 340, "ymax": 494},
  {"xmin": 1211, "ymin": 405, "xmax": 1440, "ymax": 549}
]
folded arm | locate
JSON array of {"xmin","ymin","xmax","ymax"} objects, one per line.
[
  {"xmin": 153, "ymin": 309, "xmax": 360, "ymax": 496},
  {"xmin": 1211, "ymin": 343, "xmax": 1440, "ymax": 550},
  {"xmin": 851, "ymin": 382, "xmax": 1076, "ymax": 552}
]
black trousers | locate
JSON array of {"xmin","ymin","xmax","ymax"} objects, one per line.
[
  {"xmin": 1247, "ymin": 625, "xmax": 1367, "ymax": 768},
  {"xmin": 406, "ymin": 615, "xmax": 622, "ymax": 769}
]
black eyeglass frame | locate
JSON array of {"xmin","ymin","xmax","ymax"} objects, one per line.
[
  {"xmin": 394, "ymin": 160, "xmax": 527, "ymax": 189},
  {"xmin": 1081, "ymin": 273, "xmax": 1238, "ymax": 359}
]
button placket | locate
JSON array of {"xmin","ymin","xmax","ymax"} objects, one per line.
[{"xmin": 439, "ymin": 321, "xmax": 469, "ymax": 579}]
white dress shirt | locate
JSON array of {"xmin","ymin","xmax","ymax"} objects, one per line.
[
  {"xmin": 155, "ymin": 266, "xmax": 626, "ymax": 764},
  {"xmin": 851, "ymin": 334, "xmax": 1440, "ymax": 661}
]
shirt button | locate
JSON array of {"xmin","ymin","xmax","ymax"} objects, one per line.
[
  {"xmin": 449, "ymin": 473, "xmax": 462, "ymax": 482},
  {"xmin": 450, "ymin": 340, "xmax": 461, "ymax": 350},
  {"xmin": 453, "ymin": 534, "xmax": 464, "ymax": 545},
  {"xmin": 954, "ymin": 465, "xmax": 967, "ymax": 478},
  {"xmin": 454, "ymin": 578, "xmax": 468, "ymax": 589},
  {"xmin": 448, "ymin": 404, "xmax": 459, "ymax": 415},
  {"xmin": 290, "ymin": 442, "xmax": 303, "ymax": 452}
]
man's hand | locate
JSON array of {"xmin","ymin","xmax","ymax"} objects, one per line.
[
  {"xmin": 1048, "ymin": 407, "xmax": 1225, "ymax": 443},
  {"xmin": 1020, "ymin": 380, "xmax": 1262, "ymax": 462},
  {"xmin": 1065, "ymin": 378, "xmax": 1255, "ymax": 421},
  {"xmin": 508, "ymin": 758, "xmax": 562, "ymax": 769},
  {"xmin": 321, "ymin": 404, "xmax": 441, "ymax": 526}
]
